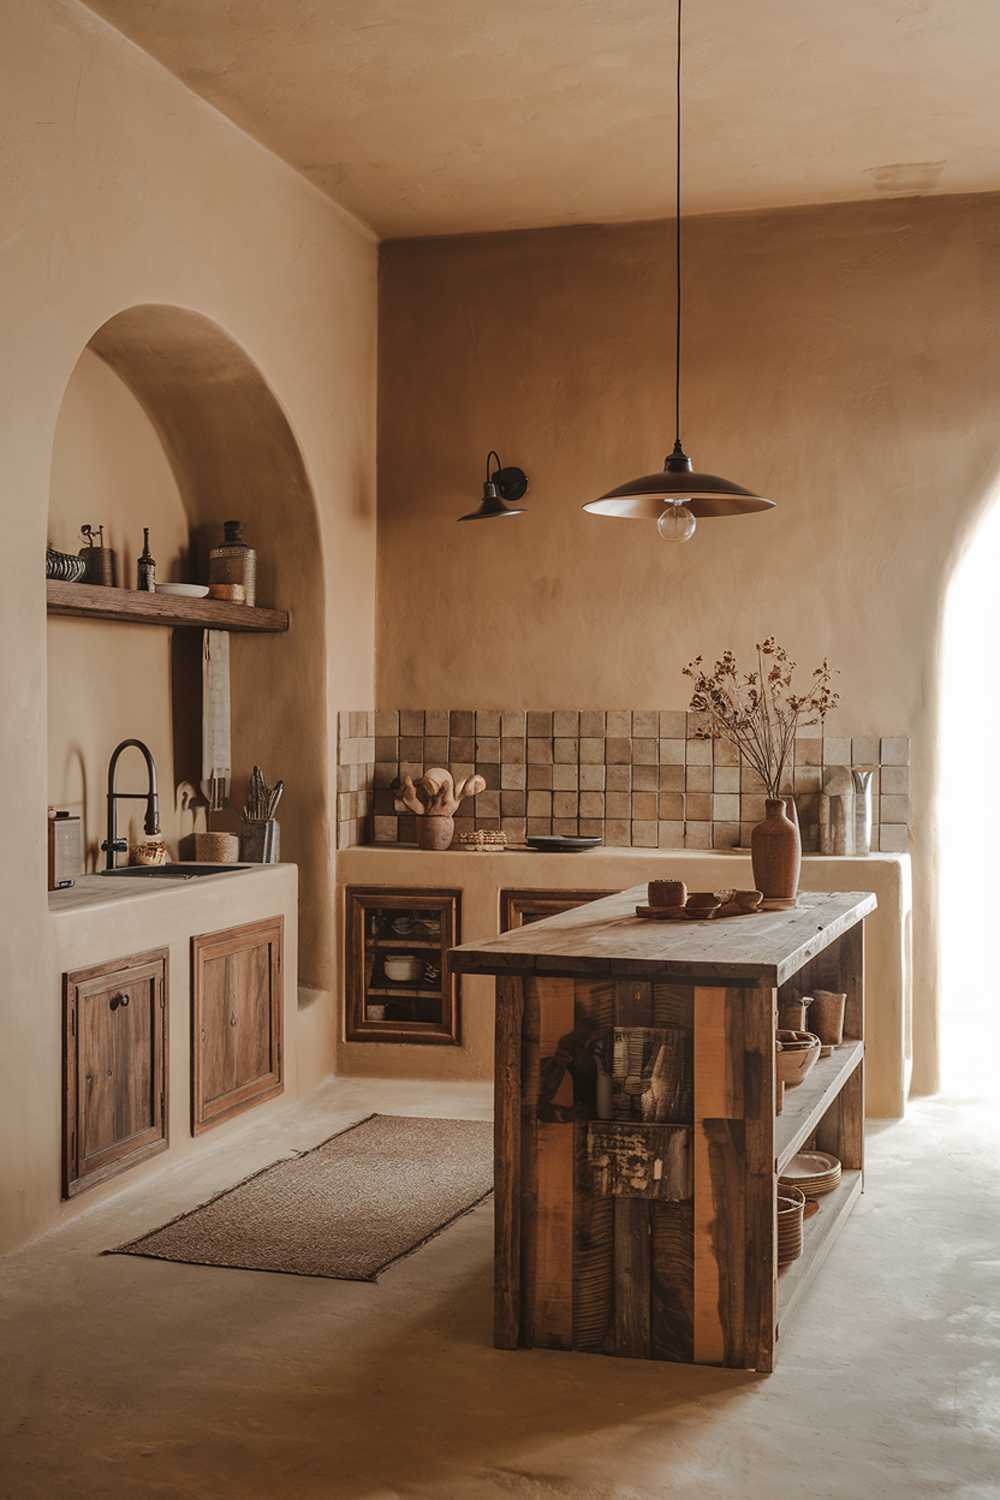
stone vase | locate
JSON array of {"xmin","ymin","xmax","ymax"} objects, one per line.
[
  {"xmin": 416, "ymin": 814, "xmax": 455, "ymax": 851},
  {"xmin": 750, "ymin": 798, "xmax": 802, "ymax": 905}
]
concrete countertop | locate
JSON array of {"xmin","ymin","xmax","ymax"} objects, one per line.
[{"xmin": 49, "ymin": 862, "xmax": 294, "ymax": 916}]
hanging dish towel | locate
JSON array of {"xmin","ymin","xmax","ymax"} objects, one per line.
[{"xmin": 201, "ymin": 629, "xmax": 231, "ymax": 812}]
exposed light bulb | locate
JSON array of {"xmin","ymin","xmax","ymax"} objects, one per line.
[{"xmin": 656, "ymin": 502, "xmax": 697, "ymax": 543}]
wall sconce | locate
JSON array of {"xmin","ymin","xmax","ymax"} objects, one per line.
[{"xmin": 458, "ymin": 450, "xmax": 529, "ymax": 522}]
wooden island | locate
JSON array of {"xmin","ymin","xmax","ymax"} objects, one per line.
[{"xmin": 448, "ymin": 884, "xmax": 875, "ymax": 1373}]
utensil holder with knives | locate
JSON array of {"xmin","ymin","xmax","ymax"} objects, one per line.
[{"xmin": 239, "ymin": 818, "xmax": 280, "ymax": 863}]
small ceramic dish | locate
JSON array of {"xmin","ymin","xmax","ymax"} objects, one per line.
[
  {"xmin": 384, "ymin": 955, "xmax": 422, "ymax": 983},
  {"xmin": 155, "ymin": 582, "xmax": 209, "ymax": 598}
]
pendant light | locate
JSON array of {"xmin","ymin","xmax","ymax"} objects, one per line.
[
  {"xmin": 458, "ymin": 450, "xmax": 530, "ymax": 521},
  {"xmin": 583, "ymin": 0, "xmax": 774, "ymax": 540}
]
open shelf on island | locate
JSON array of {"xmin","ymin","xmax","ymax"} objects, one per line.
[
  {"xmin": 46, "ymin": 580, "xmax": 288, "ymax": 633},
  {"xmin": 775, "ymin": 1040, "xmax": 864, "ymax": 1173},
  {"xmin": 778, "ymin": 1169, "xmax": 863, "ymax": 1330}
]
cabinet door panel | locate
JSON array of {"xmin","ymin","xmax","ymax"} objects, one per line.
[
  {"xmin": 192, "ymin": 916, "xmax": 283, "ymax": 1133},
  {"xmin": 64, "ymin": 951, "xmax": 168, "ymax": 1198}
]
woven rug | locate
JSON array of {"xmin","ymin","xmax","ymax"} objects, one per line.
[{"xmin": 107, "ymin": 1114, "xmax": 493, "ymax": 1281}]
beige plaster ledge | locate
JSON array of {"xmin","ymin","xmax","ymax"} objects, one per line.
[{"xmin": 336, "ymin": 846, "xmax": 911, "ymax": 1118}]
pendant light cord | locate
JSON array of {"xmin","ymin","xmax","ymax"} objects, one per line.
[{"xmin": 674, "ymin": 0, "xmax": 683, "ymax": 450}]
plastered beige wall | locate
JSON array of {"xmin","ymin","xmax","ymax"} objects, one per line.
[
  {"xmin": 0, "ymin": 0, "xmax": 376, "ymax": 1253},
  {"xmin": 48, "ymin": 349, "xmax": 191, "ymax": 865},
  {"xmin": 378, "ymin": 198, "xmax": 1000, "ymax": 1098}
]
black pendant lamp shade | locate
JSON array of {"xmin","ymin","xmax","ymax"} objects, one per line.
[
  {"xmin": 459, "ymin": 450, "xmax": 529, "ymax": 522},
  {"xmin": 583, "ymin": 0, "xmax": 774, "ymax": 530}
]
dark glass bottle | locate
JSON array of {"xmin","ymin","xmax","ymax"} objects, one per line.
[{"xmin": 137, "ymin": 528, "xmax": 156, "ymax": 592}]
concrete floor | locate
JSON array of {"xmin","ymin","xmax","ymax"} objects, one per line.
[{"xmin": 1, "ymin": 1078, "xmax": 998, "ymax": 1500}]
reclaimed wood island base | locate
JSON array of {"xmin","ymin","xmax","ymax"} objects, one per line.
[{"xmin": 448, "ymin": 885, "xmax": 875, "ymax": 1372}]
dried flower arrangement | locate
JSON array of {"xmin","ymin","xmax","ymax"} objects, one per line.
[{"xmin": 682, "ymin": 637, "xmax": 839, "ymax": 799}]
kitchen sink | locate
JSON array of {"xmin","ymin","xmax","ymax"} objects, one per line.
[{"xmin": 99, "ymin": 863, "xmax": 250, "ymax": 879}]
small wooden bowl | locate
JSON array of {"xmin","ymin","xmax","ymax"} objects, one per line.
[{"xmin": 776, "ymin": 1030, "xmax": 821, "ymax": 1088}]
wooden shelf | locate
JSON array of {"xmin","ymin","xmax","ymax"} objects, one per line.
[
  {"xmin": 366, "ymin": 938, "xmax": 441, "ymax": 950},
  {"xmin": 46, "ymin": 580, "xmax": 288, "ymax": 633},
  {"xmin": 775, "ymin": 1040, "xmax": 864, "ymax": 1173},
  {"xmin": 778, "ymin": 1169, "xmax": 862, "ymax": 1330},
  {"xmin": 367, "ymin": 986, "xmax": 443, "ymax": 1000}
]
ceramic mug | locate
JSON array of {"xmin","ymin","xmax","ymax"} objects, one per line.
[{"xmin": 809, "ymin": 990, "xmax": 847, "ymax": 1045}]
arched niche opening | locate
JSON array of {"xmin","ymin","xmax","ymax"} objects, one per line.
[{"xmin": 47, "ymin": 304, "xmax": 331, "ymax": 988}]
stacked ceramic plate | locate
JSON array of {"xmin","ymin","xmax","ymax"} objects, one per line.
[
  {"xmin": 777, "ymin": 1185, "xmax": 808, "ymax": 1266},
  {"xmin": 779, "ymin": 1149, "xmax": 842, "ymax": 1199}
]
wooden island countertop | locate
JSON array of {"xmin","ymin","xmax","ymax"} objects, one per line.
[{"xmin": 449, "ymin": 884, "xmax": 876, "ymax": 1373}]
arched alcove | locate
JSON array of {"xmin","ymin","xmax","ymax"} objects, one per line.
[{"xmin": 47, "ymin": 305, "xmax": 331, "ymax": 988}]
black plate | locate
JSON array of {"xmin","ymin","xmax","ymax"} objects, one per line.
[{"xmin": 525, "ymin": 836, "xmax": 603, "ymax": 853}]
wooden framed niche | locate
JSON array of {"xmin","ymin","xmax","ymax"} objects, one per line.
[
  {"xmin": 345, "ymin": 886, "xmax": 461, "ymax": 1045},
  {"xmin": 191, "ymin": 915, "xmax": 284, "ymax": 1134},
  {"xmin": 63, "ymin": 946, "xmax": 169, "ymax": 1198},
  {"xmin": 500, "ymin": 888, "xmax": 617, "ymax": 933}
]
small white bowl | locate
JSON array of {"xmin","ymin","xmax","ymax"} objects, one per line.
[
  {"xmin": 155, "ymin": 583, "xmax": 210, "ymax": 598},
  {"xmin": 384, "ymin": 956, "xmax": 422, "ymax": 983}
]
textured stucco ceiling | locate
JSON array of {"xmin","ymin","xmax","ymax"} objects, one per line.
[{"xmin": 84, "ymin": 0, "xmax": 998, "ymax": 238}]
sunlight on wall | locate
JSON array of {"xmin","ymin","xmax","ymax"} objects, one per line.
[{"xmin": 939, "ymin": 494, "xmax": 1000, "ymax": 1096}]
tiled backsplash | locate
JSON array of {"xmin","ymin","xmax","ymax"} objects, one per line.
[{"xmin": 337, "ymin": 709, "xmax": 911, "ymax": 854}]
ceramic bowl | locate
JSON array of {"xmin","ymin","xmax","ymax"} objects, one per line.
[
  {"xmin": 384, "ymin": 955, "xmax": 422, "ymax": 983},
  {"xmin": 775, "ymin": 1029, "xmax": 821, "ymax": 1088},
  {"xmin": 155, "ymin": 582, "xmax": 210, "ymax": 598},
  {"xmin": 733, "ymin": 889, "xmax": 764, "ymax": 912},
  {"xmin": 686, "ymin": 891, "xmax": 724, "ymax": 912}
]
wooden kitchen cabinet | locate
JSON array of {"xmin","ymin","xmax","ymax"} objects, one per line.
[
  {"xmin": 191, "ymin": 915, "xmax": 284, "ymax": 1134},
  {"xmin": 346, "ymin": 887, "xmax": 461, "ymax": 1044},
  {"xmin": 500, "ymin": 888, "xmax": 616, "ymax": 932},
  {"xmin": 62, "ymin": 947, "xmax": 169, "ymax": 1198}
]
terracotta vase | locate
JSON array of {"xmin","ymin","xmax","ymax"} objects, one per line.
[
  {"xmin": 750, "ymin": 798, "xmax": 801, "ymax": 905},
  {"xmin": 416, "ymin": 814, "xmax": 455, "ymax": 851}
]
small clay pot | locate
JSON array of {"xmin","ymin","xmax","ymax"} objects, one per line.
[
  {"xmin": 778, "ymin": 999, "xmax": 808, "ymax": 1031},
  {"xmin": 649, "ymin": 879, "xmax": 686, "ymax": 909},
  {"xmin": 751, "ymin": 799, "xmax": 801, "ymax": 904},
  {"xmin": 775, "ymin": 1029, "xmax": 821, "ymax": 1088},
  {"xmin": 809, "ymin": 990, "xmax": 847, "ymax": 1046},
  {"xmin": 416, "ymin": 814, "xmax": 455, "ymax": 851}
]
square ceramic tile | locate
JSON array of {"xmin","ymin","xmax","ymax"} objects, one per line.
[
  {"xmin": 476, "ymin": 709, "xmax": 501, "ymax": 736},
  {"xmin": 632, "ymin": 820, "xmax": 658, "ymax": 848},
  {"xmin": 881, "ymin": 737, "xmax": 910, "ymax": 765},
  {"xmin": 632, "ymin": 738, "xmax": 657, "ymax": 765},
  {"xmin": 373, "ymin": 816, "xmax": 397, "ymax": 843},
  {"xmin": 579, "ymin": 818, "xmax": 604, "ymax": 838},
  {"xmin": 658, "ymin": 792, "xmax": 684, "ymax": 821},
  {"xmin": 658, "ymin": 820, "xmax": 685, "ymax": 848},
  {"xmin": 502, "ymin": 817, "xmax": 527, "ymax": 841},
  {"xmin": 880, "ymin": 793, "xmax": 910, "ymax": 823},
  {"xmin": 399, "ymin": 710, "xmax": 424, "ymax": 736},
  {"xmin": 687, "ymin": 711, "xmax": 711, "ymax": 735},
  {"xmin": 713, "ymin": 793, "xmax": 740, "ymax": 822},
  {"xmin": 633, "ymin": 764, "xmax": 658, "ymax": 791},
  {"xmin": 794, "ymin": 765, "xmax": 822, "ymax": 793},
  {"xmin": 501, "ymin": 736, "xmax": 526, "ymax": 764},
  {"xmin": 374, "ymin": 762, "xmax": 398, "ymax": 788},
  {"xmin": 659, "ymin": 764, "xmax": 685, "ymax": 792},
  {"xmin": 424, "ymin": 737, "xmax": 448, "ymax": 763},
  {"xmin": 685, "ymin": 821, "xmax": 712, "ymax": 849},
  {"xmin": 714, "ymin": 766, "xmax": 740, "ymax": 793},
  {"xmin": 527, "ymin": 711, "xmax": 553, "ymax": 736},
  {"xmin": 606, "ymin": 764, "xmax": 631, "ymax": 791},
  {"xmin": 337, "ymin": 710, "xmax": 351, "ymax": 738},
  {"xmin": 606, "ymin": 710, "xmax": 631, "ymax": 737},
  {"xmin": 823, "ymin": 735, "xmax": 852, "ymax": 766},
  {"xmin": 476, "ymin": 816, "xmax": 502, "ymax": 833},
  {"xmin": 852, "ymin": 735, "xmax": 879, "ymax": 766},
  {"xmin": 659, "ymin": 738, "xmax": 685, "ymax": 765},
  {"xmin": 397, "ymin": 814, "xmax": 418, "ymax": 844},
  {"xmin": 476, "ymin": 737, "xmax": 500, "ymax": 762},
  {"xmin": 451, "ymin": 763, "xmax": 475, "ymax": 784},
  {"xmin": 554, "ymin": 737, "xmax": 579, "ymax": 763},
  {"xmin": 686, "ymin": 764, "xmax": 712, "ymax": 792},
  {"xmin": 605, "ymin": 791, "xmax": 630, "ymax": 819},
  {"xmin": 580, "ymin": 764, "xmax": 606, "ymax": 790},
  {"xmin": 527, "ymin": 737, "xmax": 553, "ymax": 764},
  {"xmin": 501, "ymin": 710, "xmax": 526, "ymax": 736},
  {"xmin": 397, "ymin": 760, "xmax": 423, "ymax": 783},
  {"xmin": 374, "ymin": 736, "xmax": 399, "ymax": 761},
  {"xmin": 740, "ymin": 764, "xmax": 767, "ymax": 793},
  {"xmin": 527, "ymin": 764, "xmax": 554, "ymax": 789},
  {"xmin": 604, "ymin": 819, "xmax": 631, "ymax": 846},
  {"xmin": 881, "ymin": 765, "xmax": 909, "ymax": 795},
  {"xmin": 450, "ymin": 710, "xmax": 475, "ymax": 736},
  {"xmin": 580, "ymin": 737, "xmax": 605, "ymax": 764},
  {"xmin": 374, "ymin": 710, "xmax": 399, "ymax": 737},
  {"xmin": 501, "ymin": 790, "xmax": 526, "ymax": 816},
  {"xmin": 527, "ymin": 790, "xmax": 552, "ymax": 817},
  {"xmin": 713, "ymin": 738, "xmax": 739, "ymax": 766},
  {"xmin": 685, "ymin": 791, "xmax": 712, "ymax": 821},
  {"xmin": 553, "ymin": 763, "xmax": 579, "ymax": 790},
  {"xmin": 553, "ymin": 791, "xmax": 579, "ymax": 819},
  {"xmin": 373, "ymin": 789, "xmax": 395, "ymax": 816},
  {"xmin": 605, "ymin": 737, "xmax": 632, "ymax": 764},
  {"xmin": 879, "ymin": 824, "xmax": 909, "ymax": 852},
  {"xmin": 631, "ymin": 791, "xmax": 658, "ymax": 821},
  {"xmin": 741, "ymin": 794, "xmax": 766, "ymax": 825},
  {"xmin": 580, "ymin": 791, "xmax": 605, "ymax": 818},
  {"xmin": 553, "ymin": 818, "xmax": 580, "ymax": 837},
  {"xmin": 686, "ymin": 737, "xmax": 712, "ymax": 765},
  {"xmin": 796, "ymin": 718, "xmax": 822, "ymax": 739},
  {"xmin": 501, "ymin": 762, "xmax": 526, "ymax": 790},
  {"xmin": 527, "ymin": 817, "xmax": 552, "ymax": 837},
  {"xmin": 580, "ymin": 710, "xmax": 606, "ymax": 737},
  {"xmin": 659, "ymin": 710, "xmax": 687, "ymax": 737},
  {"xmin": 553, "ymin": 710, "xmax": 580, "ymax": 736},
  {"xmin": 477, "ymin": 790, "xmax": 500, "ymax": 818},
  {"xmin": 713, "ymin": 822, "xmax": 741, "ymax": 849},
  {"xmin": 632, "ymin": 710, "xmax": 659, "ymax": 739},
  {"xmin": 475, "ymin": 763, "xmax": 500, "ymax": 790},
  {"xmin": 795, "ymin": 737, "xmax": 821, "ymax": 766},
  {"xmin": 422, "ymin": 709, "xmax": 448, "ymax": 737}
]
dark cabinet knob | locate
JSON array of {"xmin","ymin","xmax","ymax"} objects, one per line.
[{"xmin": 109, "ymin": 992, "xmax": 130, "ymax": 1010}]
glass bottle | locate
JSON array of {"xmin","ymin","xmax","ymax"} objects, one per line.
[
  {"xmin": 208, "ymin": 520, "xmax": 256, "ymax": 606},
  {"xmin": 137, "ymin": 528, "xmax": 156, "ymax": 592}
]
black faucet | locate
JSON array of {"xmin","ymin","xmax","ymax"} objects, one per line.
[{"xmin": 101, "ymin": 739, "xmax": 161, "ymax": 870}]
